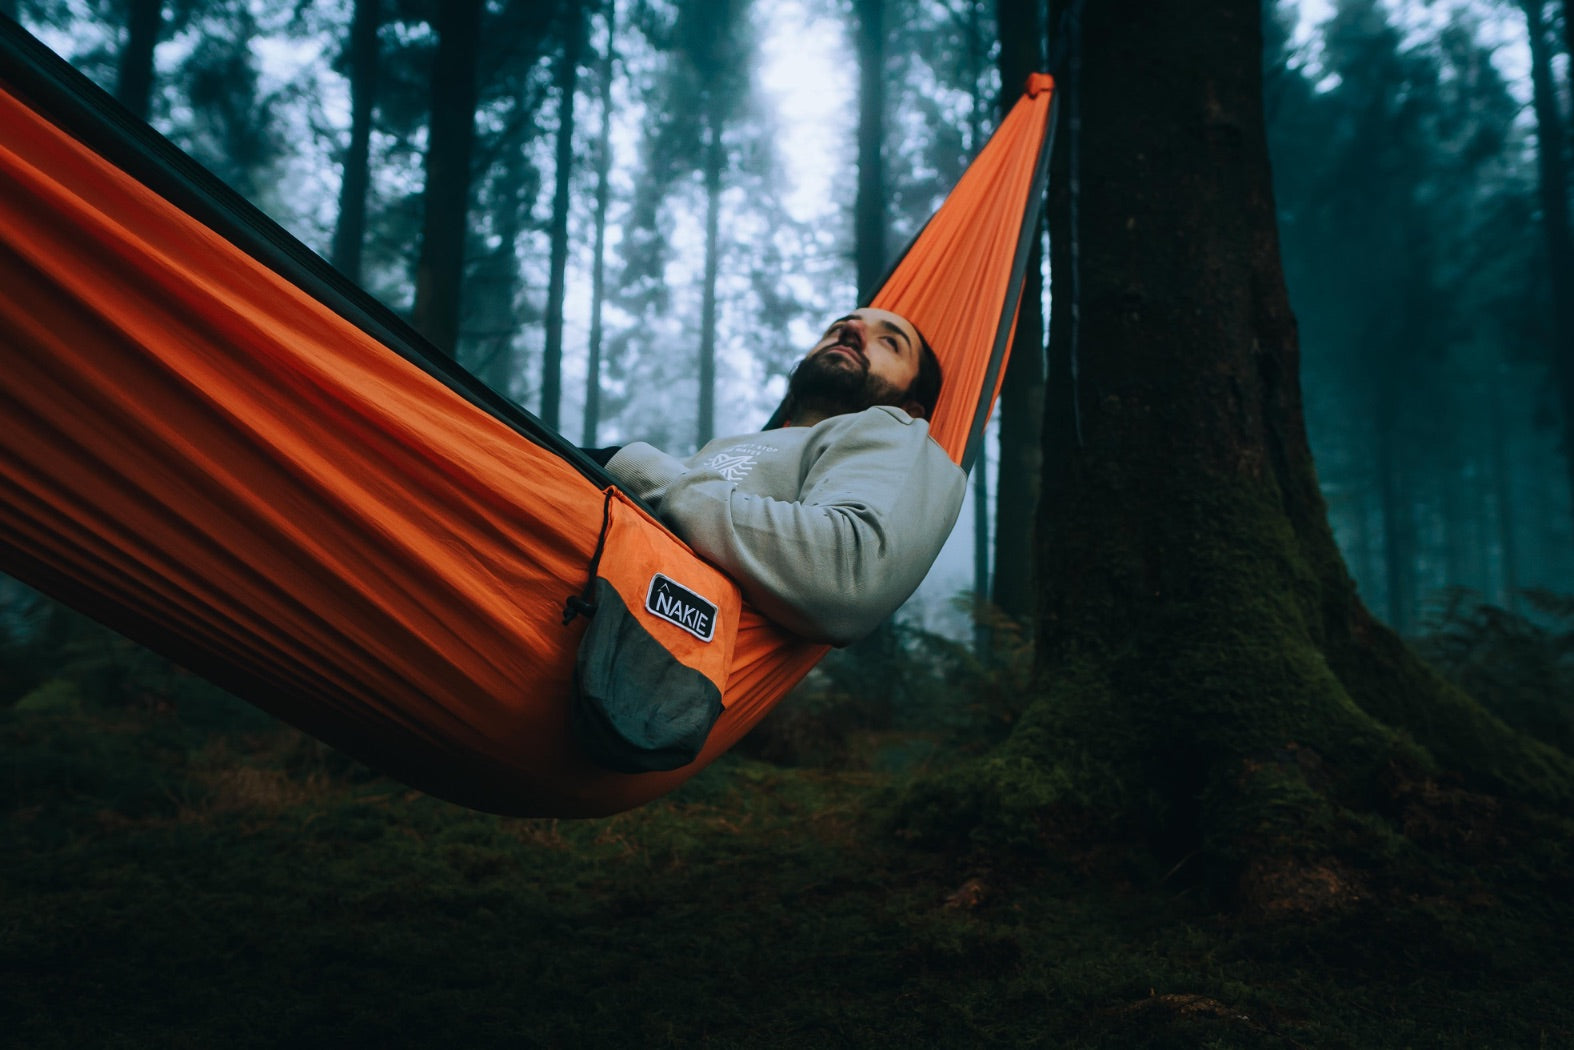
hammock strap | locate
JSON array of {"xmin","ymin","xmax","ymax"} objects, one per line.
[{"xmin": 563, "ymin": 488, "xmax": 617, "ymax": 625}]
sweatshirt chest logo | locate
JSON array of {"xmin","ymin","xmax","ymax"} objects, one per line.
[
  {"xmin": 701, "ymin": 442, "xmax": 777, "ymax": 482},
  {"xmin": 645, "ymin": 574, "xmax": 718, "ymax": 642}
]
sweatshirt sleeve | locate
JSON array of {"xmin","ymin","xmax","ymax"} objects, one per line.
[{"xmin": 608, "ymin": 409, "xmax": 966, "ymax": 646}]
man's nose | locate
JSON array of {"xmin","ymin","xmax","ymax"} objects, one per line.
[{"xmin": 840, "ymin": 320, "xmax": 866, "ymax": 349}]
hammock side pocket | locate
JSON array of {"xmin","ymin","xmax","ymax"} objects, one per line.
[{"xmin": 566, "ymin": 491, "xmax": 742, "ymax": 773}]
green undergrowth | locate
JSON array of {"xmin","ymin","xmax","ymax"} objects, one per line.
[{"xmin": 4, "ymin": 691, "xmax": 1572, "ymax": 1049}]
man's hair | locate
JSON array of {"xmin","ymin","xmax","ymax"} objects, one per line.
[{"xmin": 907, "ymin": 327, "xmax": 943, "ymax": 421}]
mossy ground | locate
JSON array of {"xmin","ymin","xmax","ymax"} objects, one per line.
[{"xmin": 4, "ymin": 689, "xmax": 1571, "ymax": 1049}]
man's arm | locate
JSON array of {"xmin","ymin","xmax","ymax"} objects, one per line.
[{"xmin": 606, "ymin": 408, "xmax": 965, "ymax": 645}]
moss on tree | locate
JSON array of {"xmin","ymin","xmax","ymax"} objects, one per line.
[{"xmin": 900, "ymin": 0, "xmax": 1574, "ymax": 893}]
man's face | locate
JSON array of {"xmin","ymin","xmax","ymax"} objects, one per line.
[{"xmin": 786, "ymin": 308, "xmax": 924, "ymax": 421}]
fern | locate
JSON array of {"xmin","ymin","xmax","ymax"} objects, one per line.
[{"xmin": 1416, "ymin": 588, "xmax": 1574, "ymax": 756}]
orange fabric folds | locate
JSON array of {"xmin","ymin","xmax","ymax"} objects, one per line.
[{"xmin": 0, "ymin": 62, "xmax": 1054, "ymax": 816}]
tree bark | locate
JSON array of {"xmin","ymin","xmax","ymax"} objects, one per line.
[
  {"xmin": 1522, "ymin": 0, "xmax": 1574, "ymax": 537},
  {"xmin": 542, "ymin": 5, "xmax": 585, "ymax": 431},
  {"xmin": 411, "ymin": 0, "xmax": 483, "ymax": 357},
  {"xmin": 854, "ymin": 0, "xmax": 887, "ymax": 302},
  {"xmin": 904, "ymin": 0, "xmax": 1572, "ymax": 880},
  {"xmin": 115, "ymin": 0, "xmax": 162, "ymax": 122},
  {"xmin": 583, "ymin": 0, "xmax": 617, "ymax": 446},
  {"xmin": 989, "ymin": 0, "xmax": 1045, "ymax": 623},
  {"xmin": 331, "ymin": 0, "xmax": 381, "ymax": 284},
  {"xmin": 696, "ymin": 109, "xmax": 722, "ymax": 447}
]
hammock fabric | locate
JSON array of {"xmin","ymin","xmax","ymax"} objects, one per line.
[{"xmin": 0, "ymin": 18, "xmax": 1055, "ymax": 816}]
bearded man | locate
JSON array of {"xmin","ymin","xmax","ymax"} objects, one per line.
[{"xmin": 600, "ymin": 308, "xmax": 965, "ymax": 645}]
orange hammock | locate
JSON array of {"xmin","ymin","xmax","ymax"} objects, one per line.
[{"xmin": 0, "ymin": 19, "xmax": 1055, "ymax": 816}]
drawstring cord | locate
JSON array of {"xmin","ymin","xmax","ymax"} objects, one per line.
[{"xmin": 563, "ymin": 487, "xmax": 615, "ymax": 625}]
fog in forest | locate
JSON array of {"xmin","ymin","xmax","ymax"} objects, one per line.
[{"xmin": 10, "ymin": 0, "xmax": 1573, "ymax": 639}]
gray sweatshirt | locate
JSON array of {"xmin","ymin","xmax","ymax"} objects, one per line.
[{"xmin": 605, "ymin": 406, "xmax": 966, "ymax": 646}]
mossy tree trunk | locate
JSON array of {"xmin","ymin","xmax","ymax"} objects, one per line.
[{"xmin": 909, "ymin": 0, "xmax": 1573, "ymax": 889}]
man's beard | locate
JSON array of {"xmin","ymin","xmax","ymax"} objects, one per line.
[{"xmin": 784, "ymin": 350, "xmax": 909, "ymax": 421}]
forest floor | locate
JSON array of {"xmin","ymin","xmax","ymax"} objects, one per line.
[{"xmin": 3, "ymin": 689, "xmax": 1571, "ymax": 1050}]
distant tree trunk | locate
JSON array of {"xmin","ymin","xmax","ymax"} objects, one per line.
[
  {"xmin": 542, "ymin": 6, "xmax": 585, "ymax": 431},
  {"xmin": 411, "ymin": 0, "xmax": 483, "ymax": 357},
  {"xmin": 1463, "ymin": 467, "xmax": 1487, "ymax": 598},
  {"xmin": 331, "ymin": 0, "xmax": 381, "ymax": 283},
  {"xmin": 696, "ymin": 109, "xmax": 722, "ymax": 447},
  {"xmin": 1375, "ymin": 402, "xmax": 1416, "ymax": 634},
  {"xmin": 973, "ymin": 454, "xmax": 991, "ymax": 642},
  {"xmin": 989, "ymin": 0, "xmax": 1044, "ymax": 623},
  {"xmin": 583, "ymin": 0, "xmax": 617, "ymax": 446},
  {"xmin": 1439, "ymin": 447, "xmax": 1467, "ymax": 592},
  {"xmin": 468, "ymin": 126, "xmax": 525, "ymax": 394},
  {"xmin": 854, "ymin": 0, "xmax": 887, "ymax": 300},
  {"xmin": 905, "ymin": 0, "xmax": 1572, "ymax": 885},
  {"xmin": 967, "ymin": 0, "xmax": 993, "ymax": 658},
  {"xmin": 1523, "ymin": 0, "xmax": 1574, "ymax": 535},
  {"xmin": 1488, "ymin": 368, "xmax": 1521, "ymax": 609},
  {"xmin": 115, "ymin": 0, "xmax": 162, "ymax": 121},
  {"xmin": 1562, "ymin": 0, "xmax": 1574, "ymax": 130}
]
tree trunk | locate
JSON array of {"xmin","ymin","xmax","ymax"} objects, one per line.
[
  {"xmin": 1524, "ymin": 0, "xmax": 1574, "ymax": 537},
  {"xmin": 541, "ymin": 6, "xmax": 585, "ymax": 431},
  {"xmin": 1488, "ymin": 367, "xmax": 1520, "ymax": 609},
  {"xmin": 967, "ymin": 0, "xmax": 992, "ymax": 659},
  {"xmin": 1375, "ymin": 404, "xmax": 1415, "ymax": 635},
  {"xmin": 904, "ymin": 0, "xmax": 1572, "ymax": 883},
  {"xmin": 1562, "ymin": 0, "xmax": 1574, "ymax": 135},
  {"xmin": 696, "ymin": 109, "xmax": 722, "ymax": 448},
  {"xmin": 115, "ymin": 0, "xmax": 162, "ymax": 122},
  {"xmin": 582, "ymin": 0, "xmax": 617, "ymax": 447},
  {"xmin": 467, "ymin": 123, "xmax": 525, "ymax": 394},
  {"xmin": 989, "ymin": 0, "xmax": 1045, "ymax": 623},
  {"xmin": 1439, "ymin": 449, "xmax": 1466, "ymax": 597},
  {"xmin": 331, "ymin": 0, "xmax": 381, "ymax": 284},
  {"xmin": 411, "ymin": 0, "xmax": 483, "ymax": 357},
  {"xmin": 854, "ymin": 0, "xmax": 887, "ymax": 301}
]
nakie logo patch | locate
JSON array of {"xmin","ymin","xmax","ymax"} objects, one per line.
[{"xmin": 645, "ymin": 573, "xmax": 719, "ymax": 642}]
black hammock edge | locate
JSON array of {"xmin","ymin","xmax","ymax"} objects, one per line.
[{"xmin": 0, "ymin": 14, "xmax": 621, "ymax": 498}]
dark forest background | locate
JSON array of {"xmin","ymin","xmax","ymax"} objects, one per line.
[{"xmin": 4, "ymin": 0, "xmax": 1574, "ymax": 1046}]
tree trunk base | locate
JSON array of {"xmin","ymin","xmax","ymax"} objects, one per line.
[{"xmin": 899, "ymin": 483, "xmax": 1574, "ymax": 899}]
